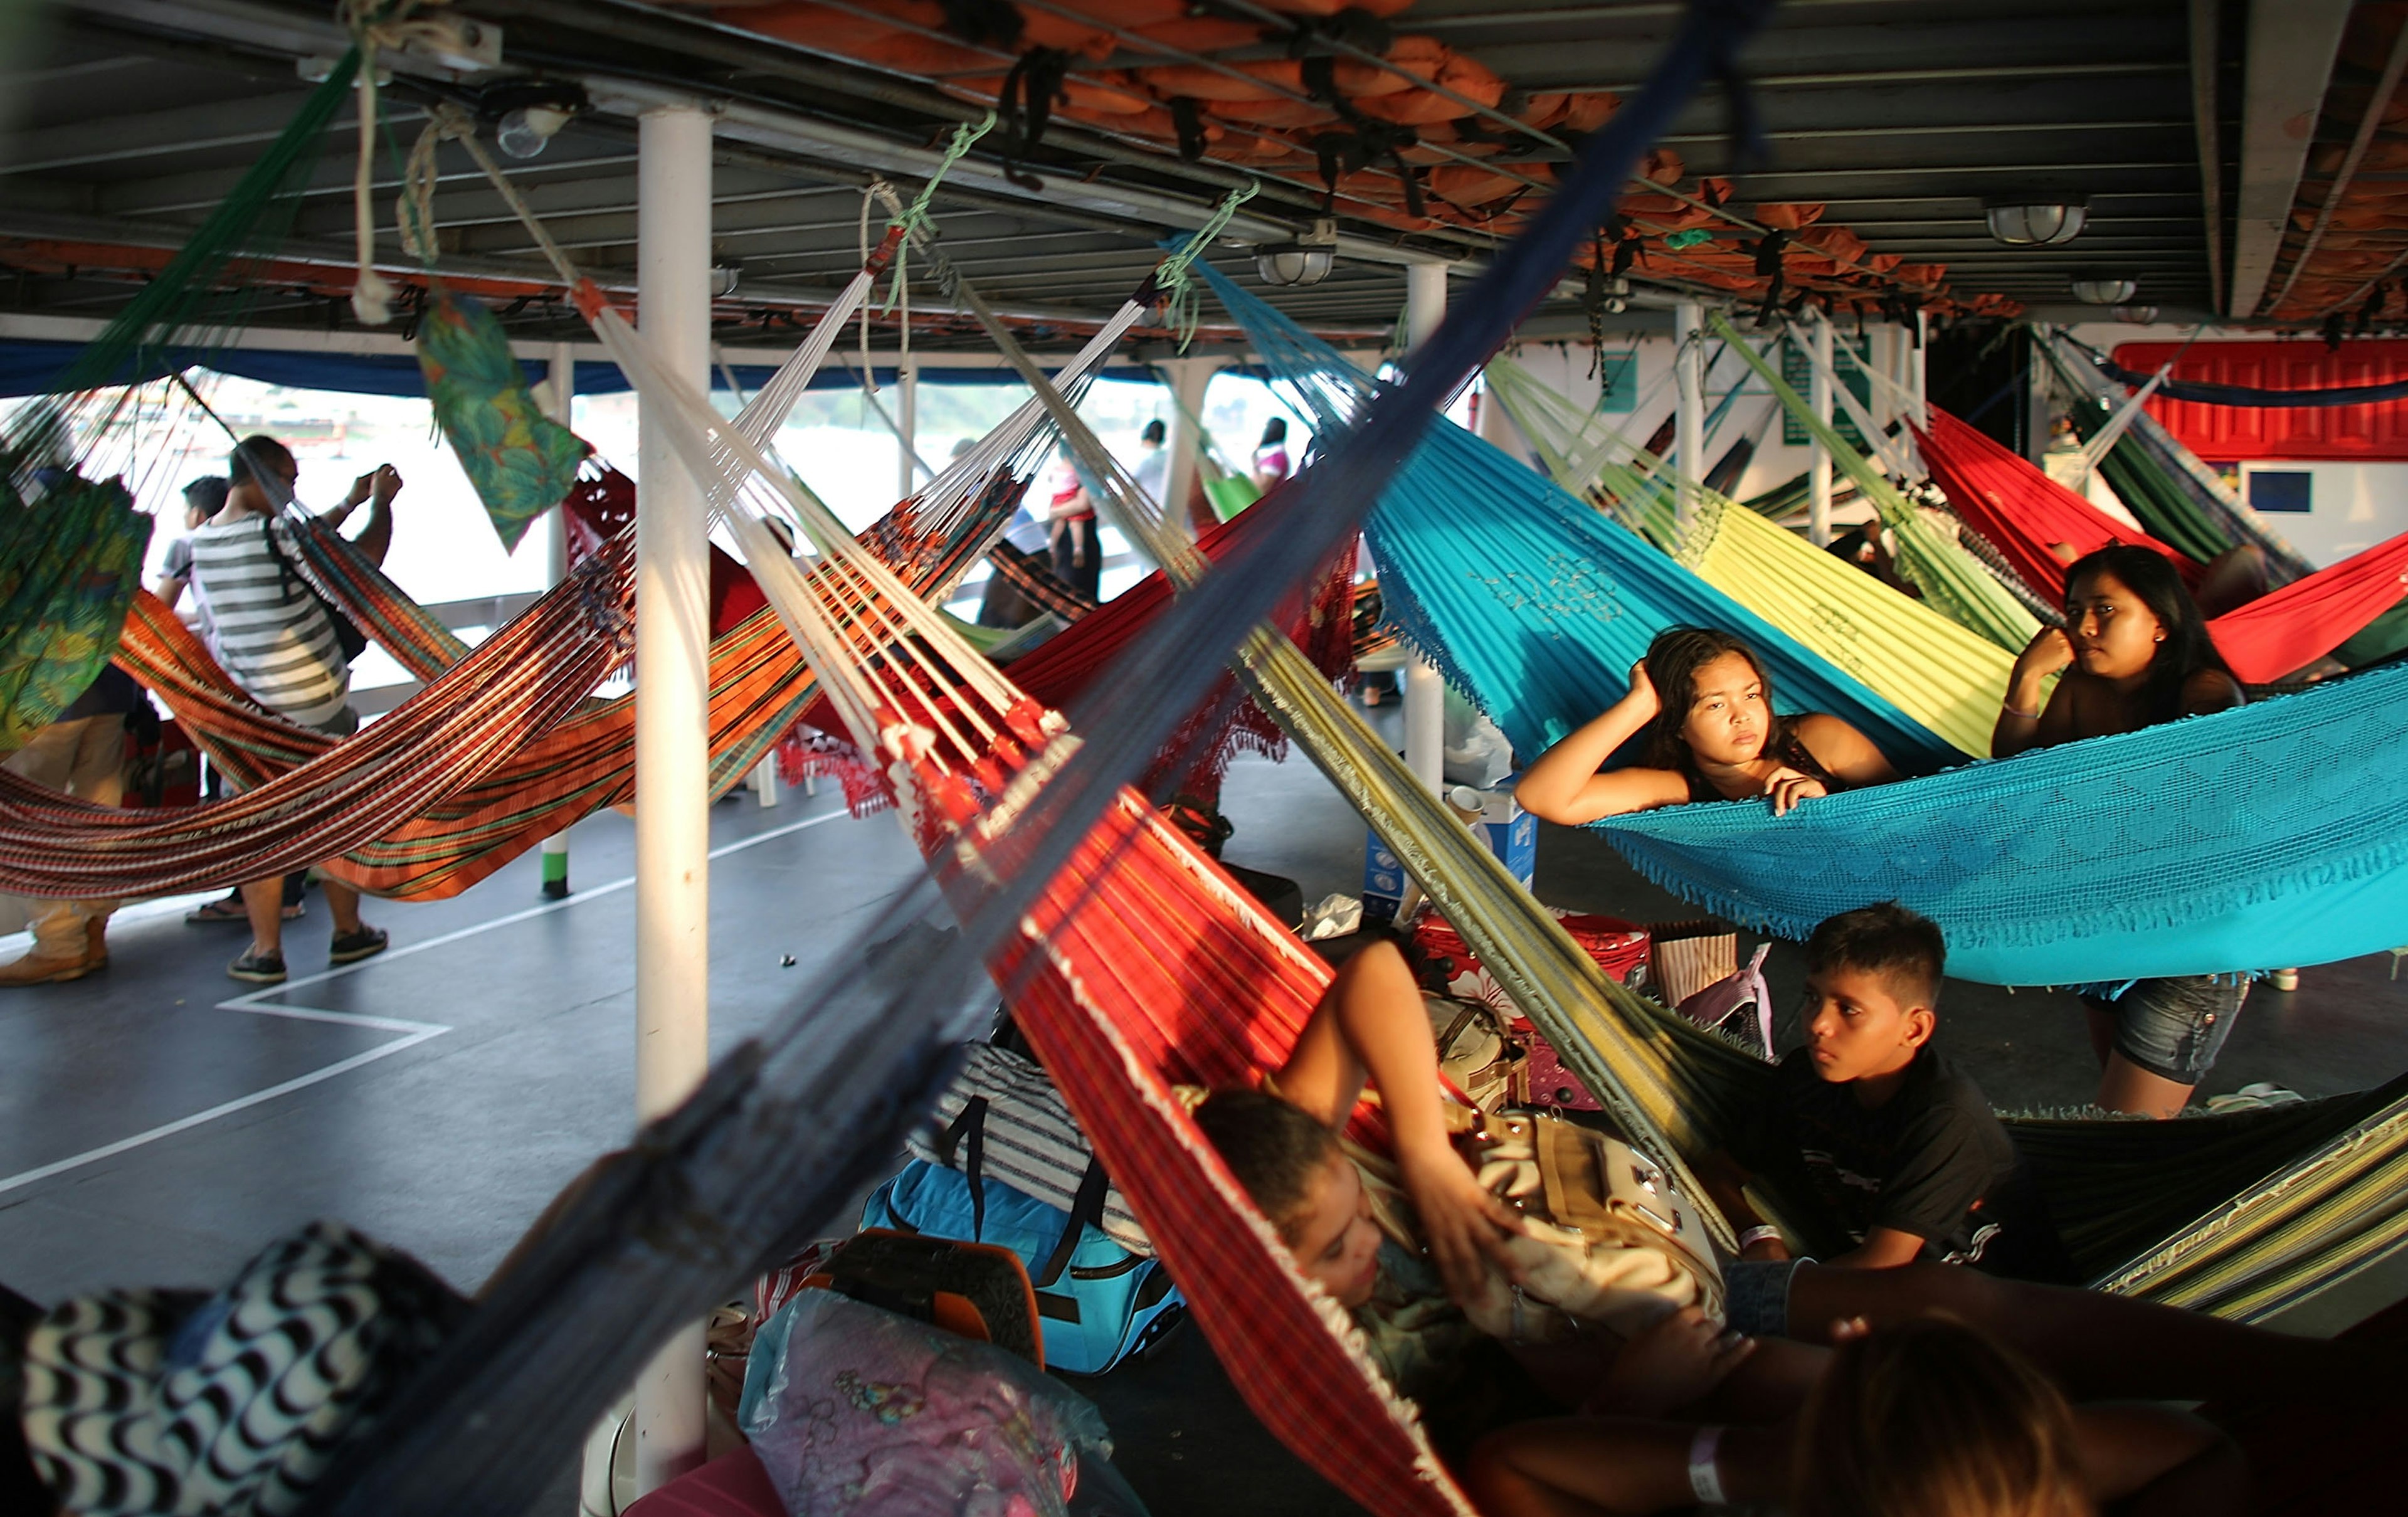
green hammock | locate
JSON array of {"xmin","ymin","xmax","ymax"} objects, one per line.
[
  {"xmin": 0, "ymin": 475, "xmax": 152, "ymax": 758},
  {"xmin": 416, "ymin": 287, "xmax": 591, "ymax": 551},
  {"xmin": 1711, "ymin": 313, "xmax": 2041, "ymax": 652}
]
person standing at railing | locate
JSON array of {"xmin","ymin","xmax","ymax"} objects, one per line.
[
  {"xmin": 186, "ymin": 435, "xmax": 401, "ymax": 986},
  {"xmin": 1046, "ymin": 440, "xmax": 1102, "ymax": 603}
]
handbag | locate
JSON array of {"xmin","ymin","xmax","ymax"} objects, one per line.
[{"xmin": 1454, "ymin": 1110, "xmax": 1724, "ymax": 1343}]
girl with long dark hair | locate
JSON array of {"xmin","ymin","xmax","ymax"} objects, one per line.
[
  {"xmin": 1993, "ymin": 544, "xmax": 2249, "ymax": 1119},
  {"xmin": 1516, "ymin": 626, "xmax": 1898, "ymax": 824}
]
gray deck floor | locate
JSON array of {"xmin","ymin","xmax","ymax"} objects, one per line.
[{"xmin": 6, "ymin": 736, "xmax": 2406, "ymax": 1514}]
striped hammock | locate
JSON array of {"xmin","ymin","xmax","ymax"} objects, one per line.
[
  {"xmin": 1485, "ymin": 356, "xmax": 2015, "ymax": 758},
  {"xmin": 1713, "ymin": 313, "xmax": 2042, "ymax": 652},
  {"xmin": 1190, "ymin": 265, "xmax": 1965, "ymax": 778},
  {"xmin": 1917, "ymin": 405, "xmax": 2408, "ymax": 685},
  {"xmin": 77, "ymin": 240, "xmax": 1163, "ymax": 899},
  {"xmin": 0, "ymin": 541, "xmax": 633, "ymax": 900}
]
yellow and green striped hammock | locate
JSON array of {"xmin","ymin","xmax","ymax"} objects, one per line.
[{"xmin": 1486, "ymin": 357, "xmax": 2015, "ymax": 758}]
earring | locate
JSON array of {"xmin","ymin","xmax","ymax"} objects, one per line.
[{"xmin": 2154, "ymin": 630, "xmax": 2165, "ymax": 642}]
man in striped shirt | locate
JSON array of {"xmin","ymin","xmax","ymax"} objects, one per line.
[{"xmin": 186, "ymin": 435, "xmax": 399, "ymax": 985}]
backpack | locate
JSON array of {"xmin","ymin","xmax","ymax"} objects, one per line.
[{"xmin": 862, "ymin": 1158, "xmax": 1183, "ymax": 1376}]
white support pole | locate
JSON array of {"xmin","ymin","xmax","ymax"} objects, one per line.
[
  {"xmin": 1673, "ymin": 300, "xmax": 1705, "ymax": 536},
  {"xmin": 631, "ymin": 101, "xmax": 713, "ymax": 1502},
  {"xmin": 1809, "ymin": 313, "xmax": 1835, "ymax": 547},
  {"xmin": 896, "ymin": 357, "xmax": 918, "ymax": 504},
  {"xmin": 1402, "ymin": 261, "xmax": 1450, "ymax": 797},
  {"xmin": 1911, "ymin": 309, "xmax": 1929, "ymax": 425},
  {"xmin": 541, "ymin": 342, "xmax": 576, "ymax": 897},
  {"xmin": 1158, "ymin": 356, "xmax": 1222, "ymax": 536}
]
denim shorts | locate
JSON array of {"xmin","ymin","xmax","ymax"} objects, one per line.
[
  {"xmin": 1721, "ymin": 1258, "xmax": 1807, "ymax": 1339},
  {"xmin": 2084, "ymin": 974, "xmax": 2250, "ymax": 1085}
]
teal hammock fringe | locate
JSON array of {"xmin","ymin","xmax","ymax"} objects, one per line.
[
  {"xmin": 1196, "ymin": 266, "xmax": 2408, "ymax": 985},
  {"xmin": 1189, "ymin": 262, "xmax": 1962, "ymax": 777}
]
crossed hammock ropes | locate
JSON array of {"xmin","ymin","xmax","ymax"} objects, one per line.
[{"xmin": 21, "ymin": 20, "xmax": 2408, "ymax": 1515}]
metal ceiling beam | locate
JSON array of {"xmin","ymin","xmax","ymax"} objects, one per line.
[
  {"xmin": 1, "ymin": 86, "xmax": 369, "ymax": 175},
  {"xmin": 2227, "ymin": 0, "xmax": 2352, "ymax": 317}
]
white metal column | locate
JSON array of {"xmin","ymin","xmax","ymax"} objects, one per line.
[
  {"xmin": 1672, "ymin": 300, "xmax": 1704, "ymax": 536},
  {"xmin": 895, "ymin": 357, "xmax": 918, "ymax": 503},
  {"xmin": 1158, "ymin": 356, "xmax": 1222, "ymax": 535},
  {"xmin": 1809, "ymin": 314, "xmax": 1834, "ymax": 547},
  {"xmin": 1911, "ymin": 310, "xmax": 1929, "ymax": 423},
  {"xmin": 1402, "ymin": 260, "xmax": 1449, "ymax": 796},
  {"xmin": 542, "ymin": 342, "xmax": 576, "ymax": 897},
  {"xmin": 631, "ymin": 102, "xmax": 713, "ymax": 1501}
]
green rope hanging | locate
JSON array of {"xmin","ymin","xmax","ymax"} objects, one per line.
[{"xmin": 1156, "ymin": 182, "xmax": 1260, "ymax": 352}]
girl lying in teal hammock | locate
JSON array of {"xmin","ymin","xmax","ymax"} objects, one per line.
[
  {"xmin": 1994, "ymin": 545, "xmax": 2251, "ymax": 1120},
  {"xmin": 1515, "ymin": 627, "xmax": 1898, "ymax": 824}
]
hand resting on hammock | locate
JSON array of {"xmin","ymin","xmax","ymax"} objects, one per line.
[{"xmin": 1516, "ymin": 628, "xmax": 1896, "ymax": 825}]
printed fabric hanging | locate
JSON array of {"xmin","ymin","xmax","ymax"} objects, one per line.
[
  {"xmin": 0, "ymin": 471, "xmax": 151, "ymax": 758},
  {"xmin": 416, "ymin": 283, "xmax": 591, "ymax": 551}
]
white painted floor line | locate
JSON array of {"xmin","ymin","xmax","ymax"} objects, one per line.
[
  {"xmin": 0, "ymin": 1027, "xmax": 448, "ymax": 1198},
  {"xmin": 0, "ymin": 805, "xmax": 861, "ymax": 1198}
]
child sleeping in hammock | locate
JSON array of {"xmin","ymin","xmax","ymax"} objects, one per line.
[
  {"xmin": 1199, "ymin": 929, "xmax": 2375, "ymax": 1513},
  {"xmin": 1514, "ymin": 626, "xmax": 1898, "ymax": 824},
  {"xmin": 1993, "ymin": 544, "xmax": 2251, "ymax": 1120}
]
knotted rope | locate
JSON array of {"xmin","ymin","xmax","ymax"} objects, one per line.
[
  {"xmin": 1154, "ymin": 181, "xmax": 1259, "ymax": 352},
  {"xmin": 337, "ymin": 0, "xmax": 458, "ymax": 325}
]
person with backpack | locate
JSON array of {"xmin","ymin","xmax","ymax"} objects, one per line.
[{"xmin": 185, "ymin": 435, "xmax": 399, "ymax": 985}]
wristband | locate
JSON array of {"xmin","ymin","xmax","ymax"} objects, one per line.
[
  {"xmin": 2000, "ymin": 700, "xmax": 2041, "ymax": 719},
  {"xmin": 1736, "ymin": 1224, "xmax": 1783, "ymax": 1252},
  {"xmin": 1687, "ymin": 1424, "xmax": 1727, "ymax": 1506}
]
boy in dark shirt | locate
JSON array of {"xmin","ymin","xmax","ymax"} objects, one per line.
[{"xmin": 1709, "ymin": 902, "xmax": 2073, "ymax": 1301}]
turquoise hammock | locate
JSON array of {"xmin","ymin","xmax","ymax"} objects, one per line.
[
  {"xmin": 1201, "ymin": 271, "xmax": 2408, "ymax": 986},
  {"xmin": 1190, "ymin": 265, "xmax": 1962, "ymax": 778}
]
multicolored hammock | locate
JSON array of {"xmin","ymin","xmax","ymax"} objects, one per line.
[
  {"xmin": 78, "ymin": 221, "xmax": 1163, "ymax": 898},
  {"xmin": 297, "ymin": 35, "xmax": 2408, "ymax": 1516},
  {"xmin": 0, "ymin": 541, "xmax": 634, "ymax": 899},
  {"xmin": 2042, "ymin": 331, "xmax": 2315, "ymax": 581},
  {"xmin": 1918, "ymin": 406, "xmax": 2408, "ymax": 685},
  {"xmin": 1486, "ymin": 356, "xmax": 2014, "ymax": 758},
  {"xmin": 0, "ymin": 473, "xmax": 151, "ymax": 758},
  {"xmin": 1191, "ymin": 267, "xmax": 1965, "ymax": 778},
  {"xmin": 1201, "ymin": 256, "xmax": 2408, "ymax": 988},
  {"xmin": 1713, "ymin": 313, "xmax": 2043, "ymax": 652},
  {"xmin": 415, "ymin": 284, "xmax": 590, "ymax": 552}
]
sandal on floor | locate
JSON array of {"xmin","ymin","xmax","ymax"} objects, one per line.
[
  {"xmin": 227, "ymin": 949, "xmax": 287, "ymax": 985},
  {"xmin": 186, "ymin": 895, "xmax": 248, "ymax": 925},
  {"xmin": 328, "ymin": 926, "xmax": 389, "ymax": 966}
]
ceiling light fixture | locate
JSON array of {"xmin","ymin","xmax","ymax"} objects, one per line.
[
  {"xmin": 1255, "ymin": 218, "xmax": 1338, "ymax": 287},
  {"xmin": 1984, "ymin": 198, "xmax": 2088, "ymax": 247},
  {"xmin": 2111, "ymin": 304, "xmax": 2159, "ymax": 325},
  {"xmin": 2071, "ymin": 276, "xmax": 2138, "ymax": 305},
  {"xmin": 710, "ymin": 262, "xmax": 742, "ymax": 299},
  {"xmin": 480, "ymin": 81, "xmax": 589, "ymax": 161}
]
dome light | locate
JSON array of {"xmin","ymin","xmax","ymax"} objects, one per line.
[
  {"xmin": 2072, "ymin": 277, "xmax": 2138, "ymax": 305},
  {"xmin": 497, "ymin": 105, "xmax": 572, "ymax": 160},
  {"xmin": 1985, "ymin": 199, "xmax": 2088, "ymax": 247},
  {"xmin": 1255, "ymin": 218, "xmax": 1339, "ymax": 287}
]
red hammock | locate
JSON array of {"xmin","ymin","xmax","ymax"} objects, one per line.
[
  {"xmin": 788, "ymin": 487, "xmax": 1358, "ymax": 813},
  {"xmin": 1915, "ymin": 406, "xmax": 2200, "ymax": 597},
  {"xmin": 1916, "ymin": 406, "xmax": 2408, "ymax": 683}
]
